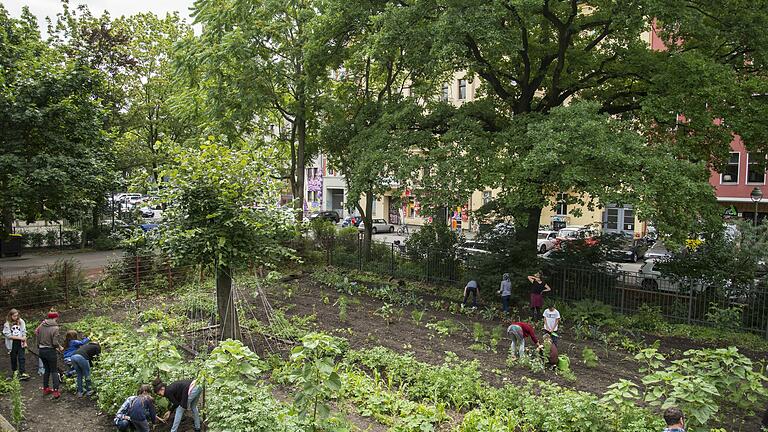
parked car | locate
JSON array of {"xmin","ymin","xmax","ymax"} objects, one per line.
[
  {"xmin": 537, "ymin": 230, "xmax": 558, "ymax": 254},
  {"xmin": 606, "ymin": 232, "xmax": 649, "ymax": 263},
  {"xmin": 309, "ymin": 211, "xmax": 340, "ymax": 223},
  {"xmin": 139, "ymin": 207, "xmax": 155, "ymax": 218},
  {"xmin": 645, "ymin": 242, "xmax": 673, "ymax": 260},
  {"xmin": 341, "ymin": 215, "xmax": 363, "ymax": 228},
  {"xmin": 556, "ymin": 226, "xmax": 599, "ymax": 246},
  {"xmin": 638, "ymin": 259, "xmax": 706, "ymax": 292},
  {"xmin": 456, "ymin": 240, "xmax": 492, "ymax": 260},
  {"xmin": 358, "ymin": 218, "xmax": 395, "ymax": 234}
]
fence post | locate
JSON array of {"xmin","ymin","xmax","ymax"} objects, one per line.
[
  {"xmin": 63, "ymin": 261, "xmax": 69, "ymax": 306},
  {"xmin": 687, "ymin": 279, "xmax": 694, "ymax": 324},
  {"xmin": 620, "ymin": 272, "xmax": 626, "ymax": 314},
  {"xmin": 390, "ymin": 243, "xmax": 395, "ymax": 275},
  {"xmin": 425, "ymin": 250, "xmax": 430, "ymax": 282},
  {"xmin": 135, "ymin": 255, "xmax": 141, "ymax": 300},
  {"xmin": 167, "ymin": 259, "xmax": 173, "ymax": 291}
]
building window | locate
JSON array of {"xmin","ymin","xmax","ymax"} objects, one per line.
[
  {"xmin": 482, "ymin": 191, "xmax": 492, "ymax": 205},
  {"xmin": 441, "ymin": 84, "xmax": 449, "ymax": 101},
  {"xmin": 308, "ymin": 191, "xmax": 318, "ymax": 202},
  {"xmin": 606, "ymin": 208, "xmax": 619, "ymax": 230},
  {"xmin": 327, "ymin": 166, "xmax": 336, "ymax": 177},
  {"xmin": 406, "ymin": 196, "xmax": 416, "ymax": 218},
  {"xmin": 623, "ymin": 209, "xmax": 634, "ymax": 232},
  {"xmin": 555, "ymin": 193, "xmax": 568, "ymax": 216},
  {"xmin": 458, "ymin": 79, "xmax": 467, "ymax": 100},
  {"xmin": 721, "ymin": 152, "xmax": 739, "ymax": 183},
  {"xmin": 747, "ymin": 153, "xmax": 765, "ymax": 184}
]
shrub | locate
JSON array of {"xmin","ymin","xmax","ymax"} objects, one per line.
[
  {"xmin": 582, "ymin": 347, "xmax": 599, "ymax": 367},
  {"xmin": 93, "ymin": 235, "xmax": 119, "ymax": 250},
  {"xmin": 44, "ymin": 230, "xmax": 58, "ymax": 247},
  {"xmin": 24, "ymin": 231, "xmax": 45, "ymax": 248},
  {"xmin": 310, "ymin": 218, "xmax": 337, "ymax": 251},
  {"xmin": 631, "ymin": 304, "xmax": 668, "ymax": 332},
  {"xmin": 62, "ymin": 229, "xmax": 81, "ymax": 247},
  {"xmin": 704, "ymin": 303, "xmax": 743, "ymax": 330}
]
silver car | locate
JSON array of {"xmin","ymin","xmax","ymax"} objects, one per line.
[{"xmin": 358, "ymin": 218, "xmax": 395, "ymax": 234}]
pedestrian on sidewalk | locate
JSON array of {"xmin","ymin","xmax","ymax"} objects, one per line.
[
  {"xmin": 462, "ymin": 279, "xmax": 480, "ymax": 308},
  {"xmin": 35, "ymin": 311, "xmax": 62, "ymax": 399},
  {"xmin": 153, "ymin": 378, "xmax": 203, "ymax": 432},
  {"xmin": 506, "ymin": 321, "xmax": 541, "ymax": 360},
  {"xmin": 527, "ymin": 272, "xmax": 551, "ymax": 321},
  {"xmin": 70, "ymin": 342, "xmax": 100, "ymax": 397},
  {"xmin": 498, "ymin": 273, "xmax": 513, "ymax": 315},
  {"xmin": 3, "ymin": 309, "xmax": 29, "ymax": 380},
  {"xmin": 662, "ymin": 407, "xmax": 686, "ymax": 432}
]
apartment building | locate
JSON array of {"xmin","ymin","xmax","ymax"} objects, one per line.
[{"xmin": 304, "ymin": 154, "xmax": 348, "ymax": 218}]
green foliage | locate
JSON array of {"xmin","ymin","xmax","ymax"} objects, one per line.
[
  {"xmin": 405, "ymin": 221, "xmax": 459, "ymax": 263},
  {"xmin": 410, "ymin": 309, "xmax": 425, "ymax": 324},
  {"xmin": 84, "ymin": 318, "xmax": 189, "ymax": 414},
  {"xmin": 581, "ymin": 347, "xmax": 599, "ymax": 368},
  {"xmin": 629, "ymin": 346, "xmax": 768, "ymax": 429},
  {"xmin": 310, "ymin": 218, "xmax": 337, "ymax": 252},
  {"xmin": 154, "ymin": 140, "xmax": 297, "ymax": 268},
  {"xmin": 9, "ymin": 373, "xmax": 22, "ymax": 428},
  {"xmin": 425, "ymin": 319, "xmax": 459, "ymax": 337},
  {"xmin": 705, "ymin": 303, "xmax": 744, "ymax": 330},
  {"xmin": 335, "ymin": 295, "xmax": 348, "ymax": 322},
  {"xmin": 202, "ymin": 340, "xmax": 300, "ymax": 432},
  {"xmin": 632, "ymin": 304, "xmax": 669, "ymax": 332},
  {"xmin": 0, "ymin": 5, "xmax": 116, "ymax": 231},
  {"xmin": 288, "ymin": 333, "xmax": 345, "ymax": 430},
  {"xmin": 472, "ymin": 322, "xmax": 484, "ymax": 343}
]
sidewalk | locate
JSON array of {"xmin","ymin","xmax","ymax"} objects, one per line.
[{"xmin": 0, "ymin": 249, "xmax": 123, "ymax": 274}]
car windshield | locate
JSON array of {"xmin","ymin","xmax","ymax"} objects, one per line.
[{"xmin": 560, "ymin": 229, "xmax": 579, "ymax": 238}]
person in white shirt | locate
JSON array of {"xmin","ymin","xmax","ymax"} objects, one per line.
[{"xmin": 542, "ymin": 304, "xmax": 561, "ymax": 346}]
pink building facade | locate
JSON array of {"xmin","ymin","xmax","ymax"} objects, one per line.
[{"xmin": 709, "ymin": 136, "xmax": 767, "ymax": 221}]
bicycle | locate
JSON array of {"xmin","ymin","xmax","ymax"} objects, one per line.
[{"xmin": 396, "ymin": 224, "xmax": 410, "ymax": 236}]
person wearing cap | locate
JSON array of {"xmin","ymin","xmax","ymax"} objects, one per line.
[
  {"xmin": 498, "ymin": 273, "xmax": 513, "ymax": 315},
  {"xmin": 35, "ymin": 311, "xmax": 62, "ymax": 398}
]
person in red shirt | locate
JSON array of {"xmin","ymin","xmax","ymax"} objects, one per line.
[{"xmin": 506, "ymin": 321, "xmax": 541, "ymax": 359}]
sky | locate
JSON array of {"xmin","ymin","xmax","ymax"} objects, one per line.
[{"xmin": 5, "ymin": 0, "xmax": 196, "ymax": 29}]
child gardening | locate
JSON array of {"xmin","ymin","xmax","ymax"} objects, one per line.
[{"xmin": 3, "ymin": 309, "xmax": 29, "ymax": 380}]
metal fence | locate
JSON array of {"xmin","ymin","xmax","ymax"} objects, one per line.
[
  {"xmin": 0, "ymin": 255, "xmax": 196, "ymax": 309},
  {"xmin": 322, "ymin": 238, "xmax": 768, "ymax": 337}
]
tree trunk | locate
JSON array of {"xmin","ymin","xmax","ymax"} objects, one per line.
[
  {"xmin": 296, "ymin": 114, "xmax": 306, "ymax": 222},
  {"xmin": 518, "ymin": 206, "xmax": 543, "ymax": 261},
  {"xmin": 1, "ymin": 209, "xmax": 12, "ymax": 235},
  {"xmin": 216, "ymin": 264, "xmax": 240, "ymax": 341}
]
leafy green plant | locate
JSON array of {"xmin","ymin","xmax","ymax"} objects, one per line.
[
  {"xmin": 582, "ymin": 347, "xmax": 599, "ymax": 368},
  {"xmin": 601, "ymin": 379, "xmax": 641, "ymax": 407},
  {"xmin": 336, "ymin": 295, "xmax": 349, "ymax": 322},
  {"xmin": 10, "ymin": 372, "xmax": 22, "ymax": 428},
  {"xmin": 425, "ymin": 319, "xmax": 459, "ymax": 336},
  {"xmin": 634, "ymin": 347, "xmax": 666, "ymax": 374},
  {"xmin": 411, "ymin": 309, "xmax": 425, "ymax": 324},
  {"xmin": 472, "ymin": 323, "xmax": 485, "ymax": 343},
  {"xmin": 288, "ymin": 333, "xmax": 344, "ymax": 430},
  {"xmin": 376, "ymin": 303, "xmax": 396, "ymax": 324},
  {"xmin": 632, "ymin": 304, "xmax": 668, "ymax": 332},
  {"xmin": 704, "ymin": 303, "xmax": 743, "ymax": 330},
  {"xmin": 202, "ymin": 340, "xmax": 299, "ymax": 432}
]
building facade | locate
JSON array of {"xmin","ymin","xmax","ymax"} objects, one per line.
[{"xmin": 304, "ymin": 154, "xmax": 349, "ymax": 218}]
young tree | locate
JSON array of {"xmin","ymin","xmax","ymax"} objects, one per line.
[
  {"xmin": 375, "ymin": 0, "xmax": 768, "ymax": 253},
  {"xmin": 154, "ymin": 140, "xmax": 296, "ymax": 340}
]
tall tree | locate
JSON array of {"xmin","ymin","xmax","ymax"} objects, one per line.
[
  {"xmin": 179, "ymin": 0, "xmax": 339, "ymax": 219},
  {"xmin": 0, "ymin": 5, "xmax": 113, "ymax": 233},
  {"xmin": 318, "ymin": 0, "xmax": 426, "ymax": 253},
  {"xmin": 376, "ymin": 0, "xmax": 768, "ymax": 252}
]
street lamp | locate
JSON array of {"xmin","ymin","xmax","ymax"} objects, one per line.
[{"xmin": 750, "ymin": 187, "xmax": 763, "ymax": 226}]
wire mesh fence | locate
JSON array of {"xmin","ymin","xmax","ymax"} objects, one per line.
[
  {"xmin": 0, "ymin": 254, "xmax": 198, "ymax": 309},
  {"xmin": 320, "ymin": 237, "xmax": 768, "ymax": 337}
]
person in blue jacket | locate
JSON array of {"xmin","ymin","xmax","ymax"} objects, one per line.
[
  {"xmin": 62, "ymin": 330, "xmax": 89, "ymax": 377},
  {"xmin": 127, "ymin": 384, "xmax": 160, "ymax": 432}
]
